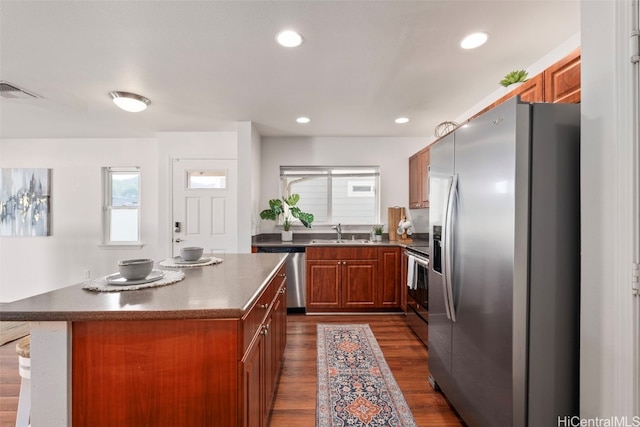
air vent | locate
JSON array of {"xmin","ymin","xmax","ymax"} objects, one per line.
[{"xmin": 0, "ymin": 81, "xmax": 40, "ymax": 99}]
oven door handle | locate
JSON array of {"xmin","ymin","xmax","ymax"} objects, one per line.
[{"xmin": 404, "ymin": 251, "xmax": 429, "ymax": 268}]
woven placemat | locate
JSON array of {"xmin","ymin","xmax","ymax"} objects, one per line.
[
  {"xmin": 158, "ymin": 255, "xmax": 223, "ymax": 268},
  {"xmin": 82, "ymin": 270, "xmax": 185, "ymax": 292}
]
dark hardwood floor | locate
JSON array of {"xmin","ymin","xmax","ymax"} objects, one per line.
[
  {"xmin": 0, "ymin": 337, "xmax": 20, "ymax": 426},
  {"xmin": 270, "ymin": 313, "xmax": 463, "ymax": 427},
  {"xmin": 0, "ymin": 314, "xmax": 462, "ymax": 426}
]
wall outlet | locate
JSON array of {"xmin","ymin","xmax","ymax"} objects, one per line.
[{"xmin": 83, "ymin": 269, "xmax": 91, "ymax": 279}]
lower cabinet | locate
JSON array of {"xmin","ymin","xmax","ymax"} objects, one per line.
[
  {"xmin": 242, "ymin": 334, "xmax": 265, "ymax": 427},
  {"xmin": 240, "ymin": 269, "xmax": 287, "ymax": 427},
  {"xmin": 306, "ymin": 246, "xmax": 402, "ymax": 312},
  {"xmin": 71, "ymin": 265, "xmax": 287, "ymax": 427},
  {"xmin": 378, "ymin": 246, "xmax": 401, "ymax": 308}
]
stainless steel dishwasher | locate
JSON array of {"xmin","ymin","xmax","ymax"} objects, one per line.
[{"xmin": 256, "ymin": 246, "xmax": 306, "ymax": 313}]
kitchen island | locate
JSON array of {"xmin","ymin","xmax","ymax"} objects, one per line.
[{"xmin": 0, "ymin": 253, "xmax": 288, "ymax": 427}]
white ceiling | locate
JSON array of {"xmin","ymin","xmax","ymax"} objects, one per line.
[{"xmin": 0, "ymin": 0, "xmax": 580, "ymax": 139}]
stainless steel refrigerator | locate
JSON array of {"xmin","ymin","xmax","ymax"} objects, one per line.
[{"xmin": 428, "ymin": 97, "xmax": 580, "ymax": 426}]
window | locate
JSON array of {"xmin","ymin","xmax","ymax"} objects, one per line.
[
  {"xmin": 187, "ymin": 170, "xmax": 227, "ymax": 189},
  {"xmin": 280, "ymin": 166, "xmax": 380, "ymax": 225},
  {"xmin": 102, "ymin": 167, "xmax": 140, "ymax": 244}
]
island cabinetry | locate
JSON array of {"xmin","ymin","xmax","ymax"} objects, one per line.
[
  {"xmin": 72, "ymin": 264, "xmax": 287, "ymax": 427},
  {"xmin": 306, "ymin": 246, "xmax": 402, "ymax": 312},
  {"xmin": 241, "ymin": 268, "xmax": 287, "ymax": 427}
]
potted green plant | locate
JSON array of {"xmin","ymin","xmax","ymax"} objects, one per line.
[
  {"xmin": 373, "ymin": 225, "xmax": 383, "ymax": 242},
  {"xmin": 499, "ymin": 69, "xmax": 528, "ymax": 88},
  {"xmin": 259, "ymin": 193, "xmax": 314, "ymax": 241}
]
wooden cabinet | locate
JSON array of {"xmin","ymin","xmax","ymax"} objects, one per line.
[
  {"xmin": 342, "ymin": 259, "xmax": 378, "ymax": 308},
  {"xmin": 544, "ymin": 48, "xmax": 581, "ymax": 103},
  {"xmin": 307, "ymin": 246, "xmax": 377, "ymax": 312},
  {"xmin": 242, "ymin": 333, "xmax": 265, "ymax": 427},
  {"xmin": 72, "ymin": 265, "xmax": 287, "ymax": 427},
  {"xmin": 468, "ymin": 48, "xmax": 580, "ymax": 121},
  {"xmin": 378, "ymin": 246, "xmax": 402, "ymax": 308},
  {"xmin": 409, "ymin": 153, "xmax": 421, "ymax": 209},
  {"xmin": 240, "ymin": 270, "xmax": 287, "ymax": 427},
  {"xmin": 400, "ymin": 249, "xmax": 408, "ymax": 312},
  {"xmin": 420, "ymin": 148, "xmax": 430, "ymax": 208},
  {"xmin": 513, "ymin": 73, "xmax": 545, "ymax": 103},
  {"xmin": 409, "ymin": 146, "xmax": 430, "ymax": 209},
  {"xmin": 306, "ymin": 246, "xmax": 402, "ymax": 312}
]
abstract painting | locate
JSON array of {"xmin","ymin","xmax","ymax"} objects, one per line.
[{"xmin": 0, "ymin": 168, "xmax": 51, "ymax": 236}]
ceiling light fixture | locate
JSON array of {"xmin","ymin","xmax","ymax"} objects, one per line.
[
  {"xmin": 109, "ymin": 91, "xmax": 151, "ymax": 112},
  {"xmin": 460, "ymin": 32, "xmax": 489, "ymax": 50},
  {"xmin": 395, "ymin": 117, "xmax": 410, "ymax": 124},
  {"xmin": 276, "ymin": 30, "xmax": 303, "ymax": 47},
  {"xmin": 296, "ymin": 116, "xmax": 310, "ymax": 124}
]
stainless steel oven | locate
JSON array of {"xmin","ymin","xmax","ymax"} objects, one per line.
[{"xmin": 405, "ymin": 247, "xmax": 429, "ymax": 347}]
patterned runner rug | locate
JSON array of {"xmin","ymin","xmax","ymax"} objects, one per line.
[{"xmin": 316, "ymin": 323, "xmax": 417, "ymax": 426}]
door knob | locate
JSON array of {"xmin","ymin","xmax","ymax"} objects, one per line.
[{"xmin": 175, "ymin": 238, "xmax": 184, "ymax": 243}]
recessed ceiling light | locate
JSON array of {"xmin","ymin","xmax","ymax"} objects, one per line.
[
  {"xmin": 296, "ymin": 117, "xmax": 310, "ymax": 124},
  {"xmin": 276, "ymin": 30, "xmax": 303, "ymax": 47},
  {"xmin": 395, "ymin": 117, "xmax": 410, "ymax": 124},
  {"xmin": 109, "ymin": 91, "xmax": 150, "ymax": 112},
  {"xmin": 460, "ymin": 32, "xmax": 489, "ymax": 50}
]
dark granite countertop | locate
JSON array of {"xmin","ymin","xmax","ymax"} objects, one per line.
[
  {"xmin": 252, "ymin": 233, "xmax": 429, "ymax": 249},
  {"xmin": 0, "ymin": 253, "xmax": 287, "ymax": 322}
]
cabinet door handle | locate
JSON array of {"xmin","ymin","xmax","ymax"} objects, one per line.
[{"xmin": 260, "ymin": 303, "xmax": 269, "ymax": 309}]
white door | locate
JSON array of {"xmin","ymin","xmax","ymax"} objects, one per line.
[{"xmin": 172, "ymin": 159, "xmax": 238, "ymax": 255}]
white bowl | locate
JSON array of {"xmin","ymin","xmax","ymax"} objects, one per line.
[
  {"xmin": 117, "ymin": 259, "xmax": 154, "ymax": 281},
  {"xmin": 180, "ymin": 247, "xmax": 203, "ymax": 262}
]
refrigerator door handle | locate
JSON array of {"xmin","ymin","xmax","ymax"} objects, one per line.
[
  {"xmin": 443, "ymin": 174, "xmax": 458, "ymax": 322},
  {"xmin": 441, "ymin": 176, "xmax": 452, "ymax": 320}
]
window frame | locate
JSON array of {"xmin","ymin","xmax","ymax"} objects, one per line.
[
  {"xmin": 100, "ymin": 166, "xmax": 143, "ymax": 248},
  {"xmin": 279, "ymin": 165, "xmax": 380, "ymax": 226}
]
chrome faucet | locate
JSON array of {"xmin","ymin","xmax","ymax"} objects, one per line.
[{"xmin": 332, "ymin": 223, "xmax": 342, "ymax": 241}]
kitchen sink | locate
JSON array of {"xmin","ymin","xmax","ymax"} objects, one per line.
[{"xmin": 309, "ymin": 239, "xmax": 374, "ymax": 245}]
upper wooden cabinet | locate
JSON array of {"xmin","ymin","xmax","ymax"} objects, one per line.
[
  {"xmin": 469, "ymin": 48, "xmax": 580, "ymax": 120},
  {"xmin": 409, "ymin": 146, "xmax": 430, "ymax": 209},
  {"xmin": 514, "ymin": 73, "xmax": 545, "ymax": 103},
  {"xmin": 544, "ymin": 48, "xmax": 581, "ymax": 103}
]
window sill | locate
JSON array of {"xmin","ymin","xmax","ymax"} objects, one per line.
[{"xmin": 98, "ymin": 243, "xmax": 145, "ymax": 250}]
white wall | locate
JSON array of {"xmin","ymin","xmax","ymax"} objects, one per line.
[
  {"xmin": 580, "ymin": 0, "xmax": 639, "ymax": 418},
  {"xmin": 236, "ymin": 122, "xmax": 261, "ymax": 252},
  {"xmin": 0, "ymin": 138, "xmax": 160, "ymax": 302},
  {"xmin": 0, "ymin": 131, "xmax": 241, "ymax": 302},
  {"xmin": 259, "ymin": 136, "xmax": 428, "ymax": 235}
]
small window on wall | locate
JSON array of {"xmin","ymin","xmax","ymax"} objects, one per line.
[
  {"xmin": 280, "ymin": 166, "xmax": 380, "ymax": 225},
  {"xmin": 187, "ymin": 170, "xmax": 227, "ymax": 189},
  {"xmin": 102, "ymin": 167, "xmax": 140, "ymax": 245}
]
